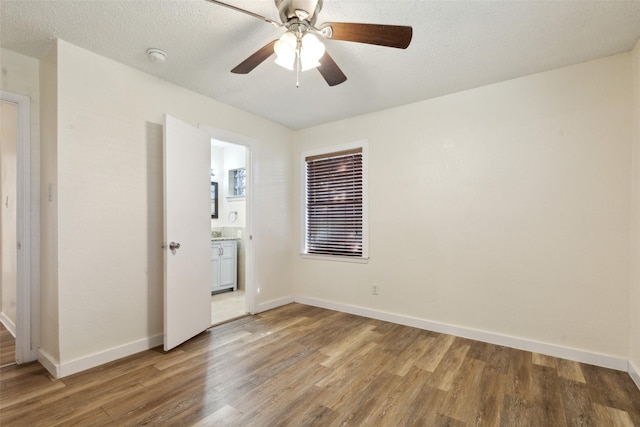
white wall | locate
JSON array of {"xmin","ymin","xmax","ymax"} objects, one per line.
[
  {"xmin": 40, "ymin": 39, "xmax": 292, "ymax": 368},
  {"xmin": 293, "ymin": 53, "xmax": 633, "ymax": 361},
  {"xmin": 631, "ymin": 39, "xmax": 640, "ymax": 382},
  {"xmin": 39, "ymin": 44, "xmax": 59, "ymax": 361}
]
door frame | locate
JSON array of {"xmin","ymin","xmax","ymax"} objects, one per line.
[
  {"xmin": 202, "ymin": 126, "xmax": 256, "ymax": 315},
  {"xmin": 1, "ymin": 90, "xmax": 38, "ymax": 363}
]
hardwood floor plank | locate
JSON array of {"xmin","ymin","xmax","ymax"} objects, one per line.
[
  {"xmin": 561, "ymin": 379, "xmax": 598, "ymax": 427},
  {"xmin": 398, "ymin": 381, "xmax": 449, "ymax": 425},
  {"xmin": 425, "ymin": 342, "xmax": 471, "ymax": 392},
  {"xmin": 328, "ymin": 371, "xmax": 400, "ymax": 427},
  {"xmin": 499, "ymin": 394, "xmax": 545, "ymax": 427},
  {"xmin": 532, "ymin": 351, "xmax": 558, "ymax": 369},
  {"xmin": 531, "ymin": 364, "xmax": 568, "ymax": 426},
  {"xmin": 318, "ymin": 323, "xmax": 379, "ymax": 364},
  {"xmin": 0, "ymin": 361, "xmax": 45, "ymax": 381},
  {"xmin": 289, "ymin": 403, "xmax": 339, "ymax": 427},
  {"xmin": 315, "ymin": 341, "xmax": 379, "ymax": 390},
  {"xmin": 442, "ymin": 357, "xmax": 486, "ymax": 423},
  {"xmin": 557, "ymin": 358, "xmax": 586, "ymax": 383},
  {"xmin": 0, "ymin": 370, "xmax": 64, "ymax": 410},
  {"xmin": 0, "ymin": 323, "xmax": 15, "ymax": 366},
  {"xmin": 365, "ymin": 366, "xmax": 432, "ymax": 425},
  {"xmin": 592, "ymin": 403, "xmax": 635, "ymax": 427},
  {"xmin": 581, "ymin": 363, "xmax": 640, "ymax": 425},
  {"xmin": 506, "ymin": 349, "xmax": 535, "ymax": 401},
  {"xmin": 190, "ymin": 404, "xmax": 242, "ymax": 427},
  {"xmin": 415, "ymin": 333, "xmax": 456, "ymax": 373},
  {"xmin": 389, "ymin": 333, "xmax": 433, "ymax": 377},
  {"xmin": 323, "ymin": 350, "xmax": 398, "ymax": 413},
  {"xmin": 473, "ymin": 368, "xmax": 508, "ymax": 426},
  {"xmin": 230, "ymin": 350, "xmax": 332, "ymax": 424},
  {"xmin": 1, "ymin": 303, "xmax": 639, "ymax": 426}
]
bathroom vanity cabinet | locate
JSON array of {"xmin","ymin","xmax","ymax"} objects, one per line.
[{"xmin": 211, "ymin": 239, "xmax": 237, "ymax": 293}]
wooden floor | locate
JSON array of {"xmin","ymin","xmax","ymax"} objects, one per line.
[
  {"xmin": 1, "ymin": 303, "xmax": 639, "ymax": 426},
  {"xmin": 0, "ymin": 323, "xmax": 16, "ymax": 366}
]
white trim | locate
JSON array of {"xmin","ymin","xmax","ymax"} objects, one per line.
[
  {"xmin": 39, "ymin": 334, "xmax": 163, "ymax": 379},
  {"xmin": 0, "ymin": 90, "xmax": 37, "ymax": 364},
  {"xmin": 300, "ymin": 254, "xmax": 369, "ymax": 264},
  {"xmin": 630, "ymin": 361, "xmax": 640, "ymax": 390},
  {"xmin": 38, "ymin": 348, "xmax": 60, "ymax": 378},
  {"xmin": 294, "ymin": 296, "xmax": 629, "ymax": 372},
  {"xmin": 255, "ymin": 295, "xmax": 295, "ymax": 314},
  {"xmin": 300, "ymin": 140, "xmax": 369, "ymax": 260},
  {"xmin": 0, "ymin": 312, "xmax": 16, "ymax": 337}
]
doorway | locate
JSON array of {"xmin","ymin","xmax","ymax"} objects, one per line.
[
  {"xmin": 210, "ymin": 138, "xmax": 250, "ymax": 325},
  {"xmin": 1, "ymin": 99, "xmax": 18, "ymax": 365},
  {"xmin": 0, "ymin": 90, "xmax": 36, "ymax": 365}
]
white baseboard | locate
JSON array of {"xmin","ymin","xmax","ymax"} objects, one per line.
[
  {"xmin": 0, "ymin": 312, "xmax": 16, "ymax": 337},
  {"xmin": 630, "ymin": 361, "xmax": 640, "ymax": 390},
  {"xmin": 39, "ymin": 334, "xmax": 163, "ymax": 379},
  {"xmin": 38, "ymin": 348, "xmax": 61, "ymax": 378},
  {"xmin": 254, "ymin": 295, "xmax": 295, "ymax": 314},
  {"xmin": 294, "ymin": 296, "xmax": 629, "ymax": 372}
]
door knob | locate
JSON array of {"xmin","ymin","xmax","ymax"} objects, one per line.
[{"xmin": 169, "ymin": 242, "xmax": 181, "ymax": 250}]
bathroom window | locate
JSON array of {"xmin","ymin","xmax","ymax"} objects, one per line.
[
  {"xmin": 228, "ymin": 168, "xmax": 246, "ymax": 197},
  {"xmin": 302, "ymin": 141, "xmax": 369, "ymax": 261}
]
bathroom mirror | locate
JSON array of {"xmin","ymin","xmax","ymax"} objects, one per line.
[{"xmin": 211, "ymin": 181, "xmax": 218, "ymax": 219}]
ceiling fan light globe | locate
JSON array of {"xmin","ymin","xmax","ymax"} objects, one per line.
[
  {"xmin": 274, "ymin": 39, "xmax": 293, "ymax": 57},
  {"xmin": 278, "ymin": 31, "xmax": 297, "ymax": 48},
  {"xmin": 300, "ymin": 58, "xmax": 321, "ymax": 71},
  {"xmin": 274, "ymin": 55, "xmax": 295, "ymax": 70},
  {"xmin": 301, "ymin": 33, "xmax": 325, "ymax": 61}
]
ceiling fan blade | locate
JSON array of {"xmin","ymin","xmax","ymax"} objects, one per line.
[
  {"xmin": 231, "ymin": 40, "xmax": 277, "ymax": 74},
  {"xmin": 205, "ymin": 0, "xmax": 282, "ymax": 27},
  {"xmin": 317, "ymin": 51, "xmax": 347, "ymax": 86},
  {"xmin": 320, "ymin": 22, "xmax": 412, "ymax": 49}
]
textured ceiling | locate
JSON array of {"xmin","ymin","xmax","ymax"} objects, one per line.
[{"xmin": 2, "ymin": 0, "xmax": 640, "ymax": 130}]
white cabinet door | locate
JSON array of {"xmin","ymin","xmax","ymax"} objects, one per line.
[
  {"xmin": 163, "ymin": 114, "xmax": 211, "ymax": 351},
  {"xmin": 211, "ymin": 240, "xmax": 237, "ymax": 292},
  {"xmin": 220, "ymin": 241, "xmax": 237, "ymax": 287},
  {"xmin": 211, "ymin": 244, "xmax": 221, "ymax": 292}
]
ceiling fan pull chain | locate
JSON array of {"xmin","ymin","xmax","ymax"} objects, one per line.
[{"xmin": 296, "ymin": 35, "xmax": 302, "ymax": 88}]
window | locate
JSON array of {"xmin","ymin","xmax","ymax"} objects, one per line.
[
  {"xmin": 303, "ymin": 142, "xmax": 368, "ymax": 260},
  {"xmin": 228, "ymin": 168, "xmax": 246, "ymax": 197}
]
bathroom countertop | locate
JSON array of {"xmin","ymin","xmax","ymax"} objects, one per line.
[{"xmin": 211, "ymin": 237, "xmax": 240, "ymax": 241}]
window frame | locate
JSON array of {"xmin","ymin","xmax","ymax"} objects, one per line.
[{"xmin": 300, "ymin": 140, "xmax": 369, "ymax": 263}]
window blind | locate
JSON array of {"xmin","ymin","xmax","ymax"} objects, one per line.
[{"xmin": 305, "ymin": 148, "xmax": 363, "ymax": 257}]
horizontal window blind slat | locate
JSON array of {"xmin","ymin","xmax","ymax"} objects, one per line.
[{"xmin": 305, "ymin": 150, "xmax": 363, "ymax": 257}]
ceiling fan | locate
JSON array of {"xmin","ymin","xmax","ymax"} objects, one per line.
[{"xmin": 205, "ymin": 0, "xmax": 413, "ymax": 87}]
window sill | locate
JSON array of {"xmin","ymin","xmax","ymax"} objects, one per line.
[
  {"xmin": 300, "ymin": 254, "xmax": 369, "ymax": 264},
  {"xmin": 226, "ymin": 196, "xmax": 246, "ymax": 201}
]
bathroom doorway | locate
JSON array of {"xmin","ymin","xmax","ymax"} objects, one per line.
[
  {"xmin": 1, "ymin": 90, "xmax": 37, "ymax": 365},
  {"xmin": 210, "ymin": 138, "xmax": 249, "ymax": 325}
]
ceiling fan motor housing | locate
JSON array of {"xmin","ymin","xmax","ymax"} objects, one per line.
[{"xmin": 276, "ymin": 0, "xmax": 323, "ymax": 25}]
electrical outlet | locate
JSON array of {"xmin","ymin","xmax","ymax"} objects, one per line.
[{"xmin": 372, "ymin": 284, "xmax": 379, "ymax": 295}]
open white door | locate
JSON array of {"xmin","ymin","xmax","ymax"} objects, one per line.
[{"xmin": 163, "ymin": 114, "xmax": 211, "ymax": 351}]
